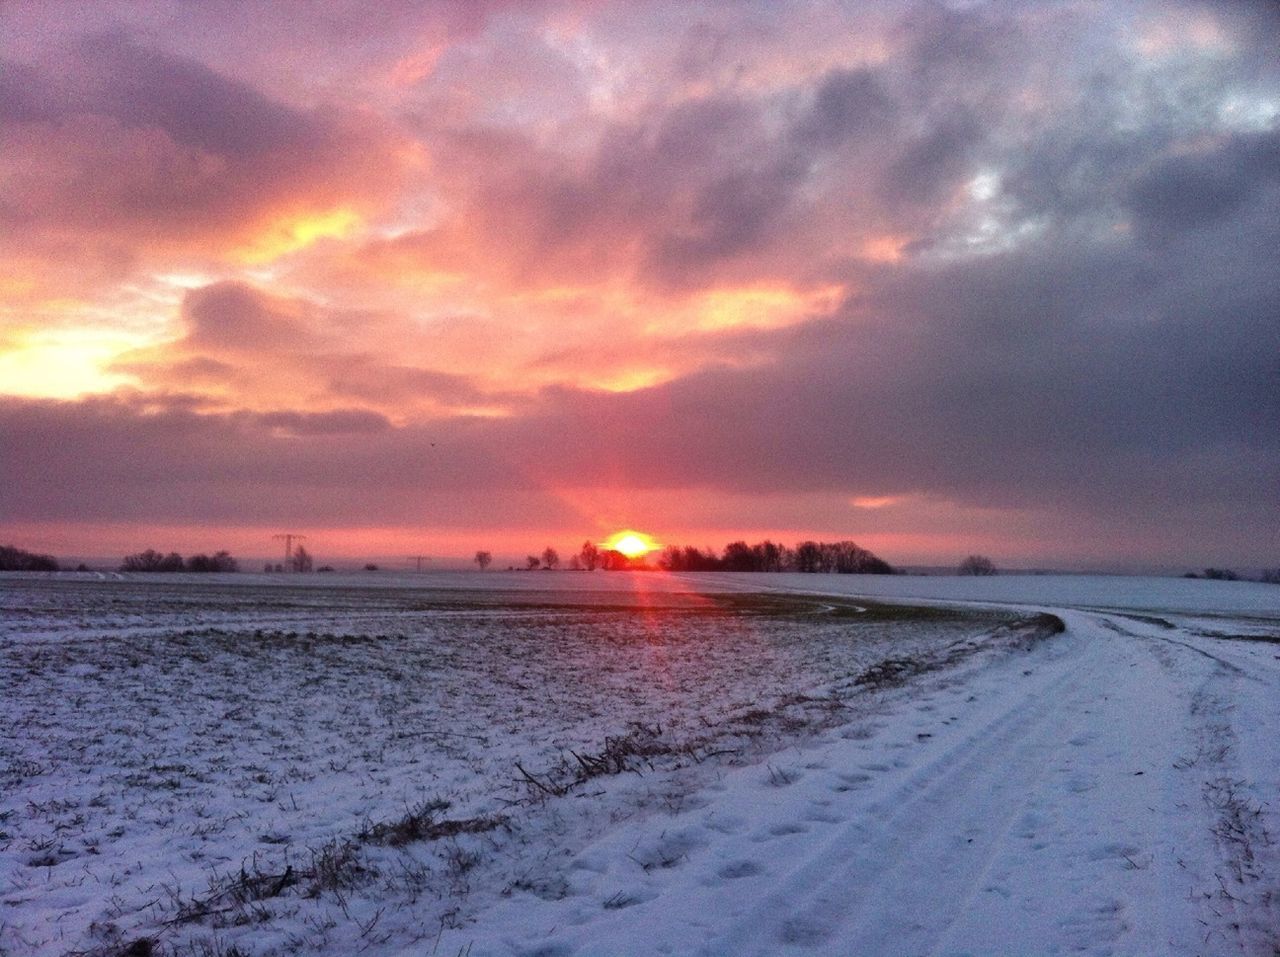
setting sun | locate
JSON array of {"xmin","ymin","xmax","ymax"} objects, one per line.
[{"xmin": 602, "ymin": 530, "xmax": 660, "ymax": 559}]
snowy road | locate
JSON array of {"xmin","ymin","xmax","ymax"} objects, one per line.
[{"xmin": 467, "ymin": 606, "xmax": 1280, "ymax": 957}]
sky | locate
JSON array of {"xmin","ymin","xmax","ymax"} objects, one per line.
[{"xmin": 1, "ymin": 0, "xmax": 1277, "ymax": 570}]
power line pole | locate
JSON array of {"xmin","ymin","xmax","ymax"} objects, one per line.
[
  {"xmin": 408, "ymin": 555, "xmax": 430, "ymax": 572},
  {"xmin": 273, "ymin": 533, "xmax": 306, "ymax": 571}
]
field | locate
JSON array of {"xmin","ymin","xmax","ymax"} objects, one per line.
[{"xmin": 2, "ymin": 571, "xmax": 1278, "ymax": 956}]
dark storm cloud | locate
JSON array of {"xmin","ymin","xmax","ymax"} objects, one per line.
[
  {"xmin": 793, "ymin": 68, "xmax": 895, "ymax": 149},
  {"xmin": 0, "ymin": 396, "xmax": 499, "ymax": 525},
  {"xmin": 1127, "ymin": 128, "xmax": 1280, "ymax": 230},
  {"xmin": 882, "ymin": 110, "xmax": 985, "ymax": 204}
]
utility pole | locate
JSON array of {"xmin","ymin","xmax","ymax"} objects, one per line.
[
  {"xmin": 408, "ymin": 555, "xmax": 430, "ymax": 572},
  {"xmin": 273, "ymin": 533, "xmax": 306, "ymax": 571}
]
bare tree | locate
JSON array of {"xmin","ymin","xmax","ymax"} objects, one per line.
[
  {"xmin": 474, "ymin": 550, "xmax": 492, "ymax": 571},
  {"xmin": 121, "ymin": 549, "xmax": 184, "ymax": 572},
  {"xmin": 1201, "ymin": 567, "xmax": 1238, "ymax": 581},
  {"xmin": 580, "ymin": 540, "xmax": 600, "ymax": 571},
  {"xmin": 958, "ymin": 554, "xmax": 997, "ymax": 576},
  {"xmin": 291, "ymin": 545, "xmax": 314, "ymax": 573},
  {"xmin": 185, "ymin": 551, "xmax": 238, "ymax": 572},
  {"xmin": 541, "ymin": 546, "xmax": 560, "ymax": 570},
  {"xmin": 0, "ymin": 545, "xmax": 59, "ymax": 571},
  {"xmin": 526, "ymin": 555, "xmax": 541, "ymax": 570}
]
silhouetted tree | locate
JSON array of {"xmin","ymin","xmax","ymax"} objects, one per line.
[
  {"xmin": 474, "ymin": 550, "xmax": 492, "ymax": 571},
  {"xmin": 657, "ymin": 545, "xmax": 682, "ymax": 570},
  {"xmin": 829, "ymin": 541, "xmax": 892, "ymax": 574},
  {"xmin": 653, "ymin": 539, "xmax": 889, "ymax": 574},
  {"xmin": 657, "ymin": 545, "xmax": 719, "ymax": 571},
  {"xmin": 1202, "ymin": 568, "xmax": 1238, "ymax": 581},
  {"xmin": 721, "ymin": 541, "xmax": 757, "ymax": 571},
  {"xmin": 753, "ymin": 540, "xmax": 786, "ymax": 572},
  {"xmin": 290, "ymin": 545, "xmax": 313, "ymax": 573},
  {"xmin": 541, "ymin": 546, "xmax": 560, "ymax": 570},
  {"xmin": 691, "ymin": 546, "xmax": 721, "ymax": 570},
  {"xmin": 526, "ymin": 555, "xmax": 541, "ymax": 570},
  {"xmin": 580, "ymin": 541, "xmax": 600, "ymax": 571},
  {"xmin": 0, "ymin": 544, "xmax": 59, "ymax": 571},
  {"xmin": 794, "ymin": 541, "xmax": 821, "ymax": 573},
  {"xmin": 185, "ymin": 551, "xmax": 238, "ymax": 573},
  {"xmin": 1261, "ymin": 568, "xmax": 1280, "ymax": 585},
  {"xmin": 958, "ymin": 555, "xmax": 997, "ymax": 576},
  {"xmin": 121, "ymin": 549, "xmax": 184, "ymax": 572}
]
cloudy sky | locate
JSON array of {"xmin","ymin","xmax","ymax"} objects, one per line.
[{"xmin": 1, "ymin": 0, "xmax": 1277, "ymax": 568}]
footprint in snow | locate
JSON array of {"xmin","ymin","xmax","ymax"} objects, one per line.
[
  {"xmin": 1057, "ymin": 898, "xmax": 1128, "ymax": 949},
  {"xmin": 630, "ymin": 829, "xmax": 705, "ymax": 870},
  {"xmin": 802, "ymin": 805, "xmax": 843, "ymax": 824},
  {"xmin": 1066, "ymin": 773, "xmax": 1099, "ymax": 793},
  {"xmin": 519, "ymin": 945, "xmax": 574, "ymax": 957},
  {"xmin": 1087, "ymin": 841, "xmax": 1142, "ymax": 864},
  {"xmin": 780, "ymin": 914, "xmax": 836, "ymax": 946},
  {"xmin": 717, "ymin": 859, "xmax": 764, "ymax": 879},
  {"xmin": 753, "ymin": 821, "xmax": 809, "ymax": 842},
  {"xmin": 703, "ymin": 814, "xmax": 747, "ymax": 835}
]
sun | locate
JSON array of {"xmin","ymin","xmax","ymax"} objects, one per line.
[{"xmin": 602, "ymin": 530, "xmax": 660, "ymax": 559}]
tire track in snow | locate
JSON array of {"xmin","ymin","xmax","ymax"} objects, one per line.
[
  {"xmin": 703, "ymin": 628, "xmax": 1112, "ymax": 956},
  {"xmin": 1108, "ymin": 614, "xmax": 1280, "ymax": 955},
  {"xmin": 688, "ymin": 610, "xmax": 1277, "ymax": 957}
]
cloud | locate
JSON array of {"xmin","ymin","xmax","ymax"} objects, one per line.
[
  {"xmin": 110, "ymin": 281, "xmax": 507, "ymax": 416},
  {"xmin": 0, "ymin": 33, "xmax": 408, "ymax": 295},
  {"xmin": 1127, "ymin": 128, "xmax": 1280, "ymax": 231},
  {"xmin": 252, "ymin": 409, "xmax": 392, "ymax": 436},
  {"xmin": 5, "ymin": 209, "xmax": 1277, "ymax": 529},
  {"xmin": 793, "ymin": 67, "xmax": 895, "ymax": 148},
  {"xmin": 182, "ymin": 282, "xmax": 320, "ymax": 353},
  {"xmin": 2, "ymin": 0, "xmax": 1278, "ymax": 565}
]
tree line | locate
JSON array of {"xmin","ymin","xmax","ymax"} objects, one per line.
[
  {"xmin": 477, "ymin": 539, "xmax": 896, "ymax": 574},
  {"xmin": 120, "ymin": 549, "xmax": 239, "ymax": 573},
  {"xmin": 658, "ymin": 540, "xmax": 895, "ymax": 574},
  {"xmin": 0, "ymin": 544, "xmax": 60, "ymax": 571}
]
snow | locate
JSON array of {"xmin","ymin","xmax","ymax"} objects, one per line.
[
  {"xmin": 2, "ymin": 572, "xmax": 1278, "ymax": 955},
  {"xmin": 694, "ymin": 570, "xmax": 1280, "ymax": 617}
]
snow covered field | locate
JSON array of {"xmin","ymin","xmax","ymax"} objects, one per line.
[{"xmin": 2, "ymin": 572, "xmax": 1278, "ymax": 956}]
